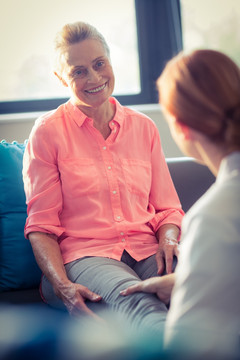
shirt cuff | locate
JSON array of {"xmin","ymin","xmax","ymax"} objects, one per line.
[
  {"xmin": 148, "ymin": 209, "xmax": 184, "ymax": 235},
  {"xmin": 24, "ymin": 225, "xmax": 65, "ymax": 239}
]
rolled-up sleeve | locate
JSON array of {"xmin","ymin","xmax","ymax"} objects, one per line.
[
  {"xmin": 23, "ymin": 122, "xmax": 65, "ymax": 238},
  {"xmin": 148, "ymin": 127, "xmax": 184, "ymax": 234}
]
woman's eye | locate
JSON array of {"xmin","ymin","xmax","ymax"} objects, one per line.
[
  {"xmin": 74, "ymin": 70, "xmax": 82, "ymax": 76},
  {"xmin": 96, "ymin": 61, "xmax": 104, "ymax": 68},
  {"xmin": 72, "ymin": 69, "xmax": 86, "ymax": 78}
]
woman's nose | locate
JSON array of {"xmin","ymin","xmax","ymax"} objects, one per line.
[{"xmin": 87, "ymin": 69, "xmax": 101, "ymax": 82}]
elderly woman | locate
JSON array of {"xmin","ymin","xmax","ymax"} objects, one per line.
[
  {"xmin": 23, "ymin": 21, "xmax": 183, "ymax": 331},
  {"xmin": 122, "ymin": 49, "xmax": 240, "ymax": 358}
]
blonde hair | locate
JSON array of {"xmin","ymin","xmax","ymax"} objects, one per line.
[
  {"xmin": 53, "ymin": 21, "xmax": 110, "ymax": 75},
  {"xmin": 157, "ymin": 49, "xmax": 240, "ymax": 148}
]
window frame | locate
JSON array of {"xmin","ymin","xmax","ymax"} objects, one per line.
[{"xmin": 0, "ymin": 0, "xmax": 182, "ymax": 114}]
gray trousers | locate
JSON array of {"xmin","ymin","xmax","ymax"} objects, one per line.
[{"xmin": 41, "ymin": 251, "xmax": 173, "ymax": 337}]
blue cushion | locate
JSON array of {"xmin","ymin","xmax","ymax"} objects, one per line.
[{"xmin": 0, "ymin": 140, "xmax": 41, "ymax": 292}]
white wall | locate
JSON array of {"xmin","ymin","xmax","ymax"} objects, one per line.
[{"xmin": 0, "ymin": 104, "xmax": 184, "ymax": 158}]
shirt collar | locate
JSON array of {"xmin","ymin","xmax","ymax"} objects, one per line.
[
  {"xmin": 217, "ymin": 151, "xmax": 240, "ymax": 184},
  {"xmin": 65, "ymin": 97, "xmax": 125, "ymax": 128},
  {"xmin": 109, "ymin": 97, "xmax": 125, "ymax": 127}
]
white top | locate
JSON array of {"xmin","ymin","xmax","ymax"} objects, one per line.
[{"xmin": 164, "ymin": 152, "xmax": 240, "ymax": 359}]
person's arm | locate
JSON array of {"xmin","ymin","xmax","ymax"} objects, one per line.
[
  {"xmin": 29, "ymin": 231, "xmax": 102, "ymax": 318},
  {"xmin": 155, "ymin": 224, "xmax": 180, "ymax": 274},
  {"xmin": 120, "ymin": 273, "xmax": 175, "ymax": 304},
  {"xmin": 23, "ymin": 122, "xmax": 101, "ymax": 318}
]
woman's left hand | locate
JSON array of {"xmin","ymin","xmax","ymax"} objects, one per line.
[{"xmin": 155, "ymin": 224, "xmax": 180, "ymax": 275}]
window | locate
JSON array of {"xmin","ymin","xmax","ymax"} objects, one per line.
[
  {"xmin": 181, "ymin": 0, "xmax": 240, "ymax": 66},
  {"xmin": 0, "ymin": 1, "xmax": 139, "ymax": 103},
  {"xmin": 0, "ymin": 0, "xmax": 182, "ymax": 114}
]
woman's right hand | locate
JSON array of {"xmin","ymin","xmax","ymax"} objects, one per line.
[
  {"xmin": 120, "ymin": 273, "xmax": 175, "ymax": 305},
  {"xmin": 54, "ymin": 281, "xmax": 102, "ymax": 319}
]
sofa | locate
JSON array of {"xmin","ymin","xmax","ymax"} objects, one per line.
[{"xmin": 0, "ymin": 140, "xmax": 216, "ymax": 306}]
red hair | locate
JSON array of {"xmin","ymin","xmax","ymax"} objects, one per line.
[{"xmin": 157, "ymin": 49, "xmax": 240, "ymax": 147}]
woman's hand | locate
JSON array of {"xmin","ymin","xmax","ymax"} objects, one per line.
[
  {"xmin": 29, "ymin": 231, "xmax": 102, "ymax": 319},
  {"xmin": 155, "ymin": 224, "xmax": 180, "ymax": 275},
  {"xmin": 120, "ymin": 274, "xmax": 175, "ymax": 305},
  {"xmin": 54, "ymin": 281, "xmax": 102, "ymax": 319}
]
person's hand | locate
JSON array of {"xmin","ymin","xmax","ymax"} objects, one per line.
[
  {"xmin": 120, "ymin": 274, "xmax": 175, "ymax": 305},
  {"xmin": 54, "ymin": 281, "xmax": 102, "ymax": 320},
  {"xmin": 156, "ymin": 224, "xmax": 180, "ymax": 275}
]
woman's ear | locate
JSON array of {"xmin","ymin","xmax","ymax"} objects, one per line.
[{"xmin": 54, "ymin": 71, "xmax": 68, "ymax": 87}]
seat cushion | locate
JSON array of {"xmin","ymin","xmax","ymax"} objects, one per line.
[{"xmin": 0, "ymin": 140, "xmax": 41, "ymax": 292}]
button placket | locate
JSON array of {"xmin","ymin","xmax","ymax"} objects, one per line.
[
  {"xmin": 108, "ymin": 120, "xmax": 119, "ymax": 141},
  {"xmin": 98, "ymin": 141, "xmax": 124, "ymax": 225}
]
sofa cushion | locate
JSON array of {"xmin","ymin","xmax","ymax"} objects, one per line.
[
  {"xmin": 167, "ymin": 157, "xmax": 215, "ymax": 212},
  {"xmin": 0, "ymin": 140, "xmax": 41, "ymax": 292}
]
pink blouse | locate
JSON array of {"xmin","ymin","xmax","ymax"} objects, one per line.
[{"xmin": 23, "ymin": 98, "xmax": 184, "ymax": 264}]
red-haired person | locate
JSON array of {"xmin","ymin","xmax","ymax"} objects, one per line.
[{"xmin": 121, "ymin": 49, "xmax": 240, "ymax": 359}]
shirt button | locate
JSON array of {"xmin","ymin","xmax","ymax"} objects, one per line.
[
  {"xmin": 116, "ymin": 216, "xmax": 121, "ymax": 221},
  {"xmin": 111, "ymin": 122, "xmax": 115, "ymax": 126},
  {"xmin": 112, "ymin": 190, "xmax": 117, "ymax": 194},
  {"xmin": 108, "ymin": 166, "xmax": 112, "ymax": 170},
  {"xmin": 120, "ymin": 232, "xmax": 124, "ymax": 236},
  {"xmin": 121, "ymin": 238, "xmax": 125, "ymax": 242},
  {"xmin": 103, "ymin": 146, "xmax": 107, "ymax": 150}
]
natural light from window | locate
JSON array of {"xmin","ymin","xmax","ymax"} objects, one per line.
[
  {"xmin": 0, "ymin": 0, "xmax": 140, "ymax": 102},
  {"xmin": 181, "ymin": 0, "xmax": 240, "ymax": 66}
]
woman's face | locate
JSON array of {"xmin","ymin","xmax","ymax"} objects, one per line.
[{"xmin": 60, "ymin": 39, "xmax": 115, "ymax": 109}]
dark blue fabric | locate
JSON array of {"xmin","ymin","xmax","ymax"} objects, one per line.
[{"xmin": 0, "ymin": 140, "xmax": 41, "ymax": 291}]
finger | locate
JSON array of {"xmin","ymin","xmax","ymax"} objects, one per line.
[
  {"xmin": 79, "ymin": 286, "xmax": 102, "ymax": 302},
  {"xmin": 174, "ymin": 244, "xmax": 180, "ymax": 258},
  {"xmin": 120, "ymin": 283, "xmax": 142, "ymax": 296},
  {"xmin": 156, "ymin": 254, "xmax": 165, "ymax": 275},
  {"xmin": 68, "ymin": 298, "xmax": 103, "ymax": 322},
  {"xmin": 78, "ymin": 302, "xmax": 103, "ymax": 321},
  {"xmin": 165, "ymin": 254, "xmax": 173, "ymax": 274}
]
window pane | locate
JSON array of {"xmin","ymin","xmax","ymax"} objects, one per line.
[
  {"xmin": 0, "ymin": 0, "xmax": 140, "ymax": 101},
  {"xmin": 181, "ymin": 0, "xmax": 240, "ymax": 66}
]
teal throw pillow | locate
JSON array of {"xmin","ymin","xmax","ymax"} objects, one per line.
[{"xmin": 0, "ymin": 140, "xmax": 41, "ymax": 291}]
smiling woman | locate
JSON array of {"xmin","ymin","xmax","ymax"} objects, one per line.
[
  {"xmin": 22, "ymin": 20, "xmax": 184, "ymax": 333},
  {"xmin": 53, "ymin": 27, "xmax": 116, "ymax": 135}
]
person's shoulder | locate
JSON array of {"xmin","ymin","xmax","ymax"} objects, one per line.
[
  {"xmin": 35, "ymin": 103, "xmax": 65, "ymax": 128},
  {"xmin": 29, "ymin": 103, "xmax": 66, "ymax": 140},
  {"xmin": 124, "ymin": 105, "xmax": 153, "ymax": 121},
  {"xmin": 184, "ymin": 179, "xmax": 240, "ymax": 239},
  {"xmin": 188, "ymin": 178, "xmax": 239, "ymax": 216},
  {"xmin": 122, "ymin": 105, "xmax": 158, "ymax": 132}
]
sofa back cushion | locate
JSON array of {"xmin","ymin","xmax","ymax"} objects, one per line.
[
  {"xmin": 0, "ymin": 140, "xmax": 41, "ymax": 292},
  {"xmin": 167, "ymin": 157, "xmax": 215, "ymax": 212}
]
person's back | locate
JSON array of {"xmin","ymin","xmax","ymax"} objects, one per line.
[
  {"xmin": 156, "ymin": 49, "xmax": 240, "ymax": 359},
  {"xmin": 164, "ymin": 151, "xmax": 240, "ymax": 359}
]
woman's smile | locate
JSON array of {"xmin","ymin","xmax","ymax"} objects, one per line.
[{"xmin": 85, "ymin": 82, "xmax": 107, "ymax": 94}]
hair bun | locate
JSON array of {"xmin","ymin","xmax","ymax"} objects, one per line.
[{"xmin": 225, "ymin": 104, "xmax": 240, "ymax": 123}]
